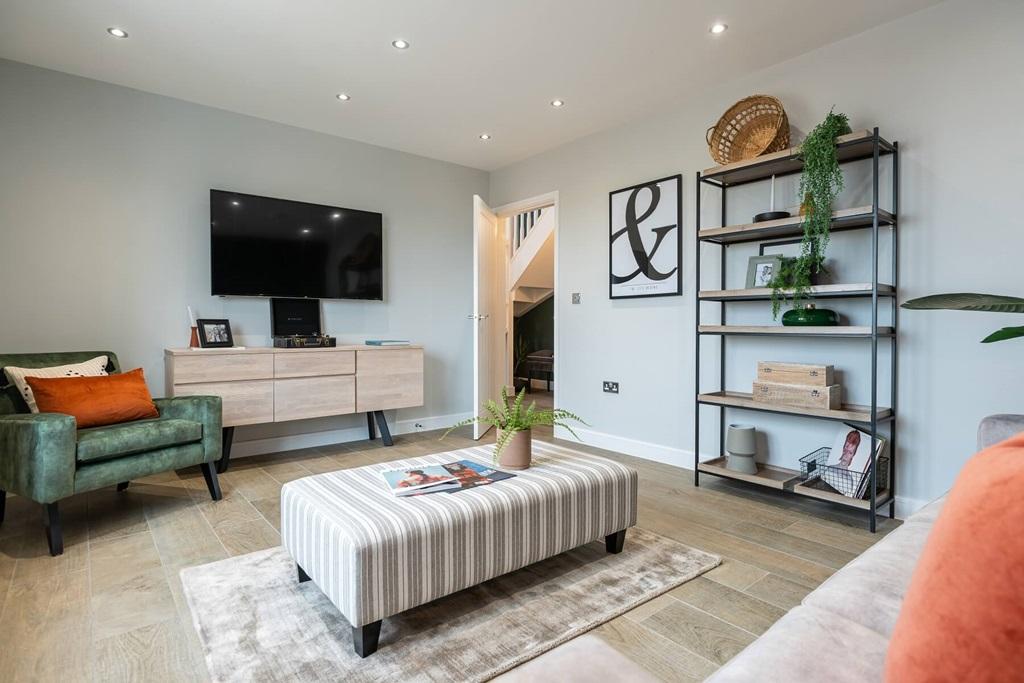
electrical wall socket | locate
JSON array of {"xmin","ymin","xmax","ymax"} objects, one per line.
[
  {"xmin": 603, "ymin": 381, "xmax": 619, "ymax": 394},
  {"xmin": 571, "ymin": 292, "xmax": 581, "ymax": 304}
]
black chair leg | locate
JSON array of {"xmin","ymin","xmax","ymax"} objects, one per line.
[
  {"xmin": 297, "ymin": 564, "xmax": 311, "ymax": 583},
  {"xmin": 352, "ymin": 620, "xmax": 382, "ymax": 657},
  {"xmin": 45, "ymin": 502, "xmax": 63, "ymax": 556},
  {"xmin": 116, "ymin": 481, "xmax": 130, "ymax": 492},
  {"xmin": 605, "ymin": 529, "xmax": 626, "ymax": 554},
  {"xmin": 0, "ymin": 490, "xmax": 6, "ymax": 524},
  {"xmin": 200, "ymin": 463, "xmax": 223, "ymax": 501},
  {"xmin": 367, "ymin": 412, "xmax": 377, "ymax": 440}
]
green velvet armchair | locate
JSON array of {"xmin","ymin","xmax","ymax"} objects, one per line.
[{"xmin": 0, "ymin": 351, "xmax": 223, "ymax": 556}]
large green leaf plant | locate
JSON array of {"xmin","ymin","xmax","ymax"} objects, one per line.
[
  {"xmin": 902, "ymin": 293, "xmax": 1024, "ymax": 343},
  {"xmin": 443, "ymin": 387, "xmax": 587, "ymax": 461}
]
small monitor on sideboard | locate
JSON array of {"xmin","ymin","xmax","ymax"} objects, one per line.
[{"xmin": 271, "ymin": 298, "xmax": 321, "ymax": 337}]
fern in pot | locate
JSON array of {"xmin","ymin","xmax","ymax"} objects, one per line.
[{"xmin": 444, "ymin": 387, "xmax": 586, "ymax": 470}]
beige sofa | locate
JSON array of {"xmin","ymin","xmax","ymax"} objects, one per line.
[{"xmin": 707, "ymin": 415, "xmax": 1024, "ymax": 682}]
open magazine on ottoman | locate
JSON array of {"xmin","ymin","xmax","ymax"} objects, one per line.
[{"xmin": 381, "ymin": 460, "xmax": 515, "ymax": 496}]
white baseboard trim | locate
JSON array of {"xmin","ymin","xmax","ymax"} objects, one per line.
[
  {"xmin": 558, "ymin": 426, "xmax": 692, "ymax": 469},
  {"xmin": 230, "ymin": 411, "xmax": 474, "ymax": 459},
  {"xmin": 893, "ymin": 495, "xmax": 927, "ymax": 520}
]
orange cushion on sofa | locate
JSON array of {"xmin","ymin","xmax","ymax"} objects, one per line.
[
  {"xmin": 25, "ymin": 368, "xmax": 159, "ymax": 429},
  {"xmin": 885, "ymin": 433, "xmax": 1024, "ymax": 681}
]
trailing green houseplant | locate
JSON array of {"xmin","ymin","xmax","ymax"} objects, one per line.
[
  {"xmin": 771, "ymin": 109, "xmax": 851, "ymax": 316},
  {"xmin": 443, "ymin": 386, "xmax": 586, "ymax": 464},
  {"xmin": 767, "ymin": 257, "xmax": 829, "ymax": 319},
  {"xmin": 902, "ymin": 293, "xmax": 1024, "ymax": 343}
]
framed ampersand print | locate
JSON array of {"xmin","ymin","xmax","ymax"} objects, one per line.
[{"xmin": 609, "ymin": 174, "xmax": 682, "ymax": 299}]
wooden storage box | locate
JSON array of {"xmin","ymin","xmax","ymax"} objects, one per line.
[
  {"xmin": 756, "ymin": 361, "xmax": 834, "ymax": 387},
  {"xmin": 752, "ymin": 380, "xmax": 840, "ymax": 410}
]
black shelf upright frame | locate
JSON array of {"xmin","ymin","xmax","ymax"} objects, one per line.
[{"xmin": 694, "ymin": 128, "xmax": 899, "ymax": 532}]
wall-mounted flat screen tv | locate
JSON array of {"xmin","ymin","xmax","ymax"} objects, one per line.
[{"xmin": 210, "ymin": 189, "xmax": 383, "ymax": 300}]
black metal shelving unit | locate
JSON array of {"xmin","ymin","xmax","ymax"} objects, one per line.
[{"xmin": 694, "ymin": 128, "xmax": 899, "ymax": 532}]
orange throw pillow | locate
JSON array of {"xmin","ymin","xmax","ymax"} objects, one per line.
[
  {"xmin": 885, "ymin": 433, "xmax": 1024, "ymax": 681},
  {"xmin": 26, "ymin": 368, "xmax": 159, "ymax": 429}
]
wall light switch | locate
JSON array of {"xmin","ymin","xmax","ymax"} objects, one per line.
[{"xmin": 571, "ymin": 292, "xmax": 581, "ymax": 304}]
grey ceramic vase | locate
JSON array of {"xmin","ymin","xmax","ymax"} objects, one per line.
[{"xmin": 497, "ymin": 429, "xmax": 532, "ymax": 470}]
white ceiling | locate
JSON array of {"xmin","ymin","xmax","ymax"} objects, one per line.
[{"xmin": 0, "ymin": 0, "xmax": 941, "ymax": 170}]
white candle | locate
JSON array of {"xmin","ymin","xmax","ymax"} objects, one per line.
[
  {"xmin": 187, "ymin": 306, "xmax": 196, "ymax": 327},
  {"xmin": 770, "ymin": 175, "xmax": 776, "ymax": 211}
]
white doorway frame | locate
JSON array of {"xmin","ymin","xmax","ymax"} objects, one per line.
[{"xmin": 492, "ymin": 191, "xmax": 559, "ymax": 410}]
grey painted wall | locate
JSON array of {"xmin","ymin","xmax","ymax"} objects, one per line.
[
  {"xmin": 0, "ymin": 59, "xmax": 488, "ymax": 452},
  {"xmin": 489, "ymin": 0, "xmax": 1024, "ymax": 513}
]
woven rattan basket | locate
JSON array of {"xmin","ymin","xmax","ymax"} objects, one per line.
[{"xmin": 706, "ymin": 95, "xmax": 790, "ymax": 166}]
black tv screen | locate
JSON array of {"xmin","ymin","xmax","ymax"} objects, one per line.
[{"xmin": 210, "ymin": 189, "xmax": 383, "ymax": 300}]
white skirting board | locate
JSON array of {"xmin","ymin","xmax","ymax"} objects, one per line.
[
  {"xmin": 229, "ymin": 411, "xmax": 473, "ymax": 459},
  {"xmin": 556, "ymin": 426, "xmax": 924, "ymax": 520}
]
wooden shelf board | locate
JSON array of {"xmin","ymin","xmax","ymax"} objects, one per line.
[
  {"xmin": 699, "ymin": 283, "xmax": 894, "ymax": 302},
  {"xmin": 701, "ymin": 130, "xmax": 895, "ymax": 186},
  {"xmin": 793, "ymin": 478, "xmax": 891, "ymax": 510},
  {"xmin": 697, "ymin": 457, "xmax": 800, "ymax": 491},
  {"xmin": 698, "ymin": 206, "xmax": 895, "ymax": 244},
  {"xmin": 698, "ymin": 325, "xmax": 893, "ymax": 337},
  {"xmin": 698, "ymin": 390, "xmax": 892, "ymax": 422}
]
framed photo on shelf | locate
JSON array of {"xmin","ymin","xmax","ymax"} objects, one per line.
[
  {"xmin": 196, "ymin": 319, "xmax": 234, "ymax": 348},
  {"xmin": 609, "ymin": 174, "xmax": 682, "ymax": 299},
  {"xmin": 745, "ymin": 255, "xmax": 782, "ymax": 288}
]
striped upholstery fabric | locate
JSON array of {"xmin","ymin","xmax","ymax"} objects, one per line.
[{"xmin": 280, "ymin": 440, "xmax": 638, "ymax": 628}]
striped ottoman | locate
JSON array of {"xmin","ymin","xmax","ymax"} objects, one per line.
[{"xmin": 280, "ymin": 441, "xmax": 638, "ymax": 657}]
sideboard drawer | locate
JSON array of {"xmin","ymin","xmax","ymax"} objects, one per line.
[
  {"xmin": 356, "ymin": 348, "xmax": 424, "ymax": 412},
  {"xmin": 172, "ymin": 353, "xmax": 274, "ymax": 384},
  {"xmin": 274, "ymin": 376, "xmax": 356, "ymax": 422},
  {"xmin": 274, "ymin": 351, "xmax": 355, "ymax": 379},
  {"xmin": 173, "ymin": 380, "xmax": 274, "ymax": 427}
]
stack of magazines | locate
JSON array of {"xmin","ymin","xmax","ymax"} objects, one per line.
[{"xmin": 380, "ymin": 460, "xmax": 515, "ymax": 497}]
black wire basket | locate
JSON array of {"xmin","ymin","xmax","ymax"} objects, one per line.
[{"xmin": 799, "ymin": 446, "xmax": 889, "ymax": 498}]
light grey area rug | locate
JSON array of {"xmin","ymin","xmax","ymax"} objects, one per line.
[{"xmin": 181, "ymin": 527, "xmax": 719, "ymax": 682}]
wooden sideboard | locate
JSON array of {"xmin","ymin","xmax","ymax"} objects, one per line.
[{"xmin": 165, "ymin": 345, "xmax": 424, "ymax": 471}]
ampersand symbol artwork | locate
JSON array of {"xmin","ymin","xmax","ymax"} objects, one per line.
[{"xmin": 609, "ymin": 175, "xmax": 681, "ymax": 299}]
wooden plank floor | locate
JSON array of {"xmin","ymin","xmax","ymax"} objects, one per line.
[{"xmin": 0, "ymin": 424, "xmax": 898, "ymax": 681}]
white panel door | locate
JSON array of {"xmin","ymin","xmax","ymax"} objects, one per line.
[{"xmin": 472, "ymin": 195, "xmax": 507, "ymax": 439}]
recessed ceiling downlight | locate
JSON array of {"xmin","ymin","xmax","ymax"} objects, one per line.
[
  {"xmin": 479, "ymin": 133, "xmax": 491, "ymax": 141},
  {"xmin": 106, "ymin": 27, "xmax": 129, "ymax": 38},
  {"xmin": 336, "ymin": 93, "xmax": 351, "ymax": 101},
  {"xmin": 709, "ymin": 22, "xmax": 728, "ymax": 35},
  {"xmin": 551, "ymin": 99, "xmax": 565, "ymax": 108},
  {"xmin": 391, "ymin": 39, "xmax": 410, "ymax": 49}
]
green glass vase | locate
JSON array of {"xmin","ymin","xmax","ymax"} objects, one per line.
[{"xmin": 782, "ymin": 304, "xmax": 839, "ymax": 326}]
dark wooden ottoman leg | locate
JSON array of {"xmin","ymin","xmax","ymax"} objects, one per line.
[
  {"xmin": 353, "ymin": 620, "xmax": 382, "ymax": 658},
  {"xmin": 605, "ymin": 529, "xmax": 626, "ymax": 554},
  {"xmin": 297, "ymin": 564, "xmax": 311, "ymax": 583}
]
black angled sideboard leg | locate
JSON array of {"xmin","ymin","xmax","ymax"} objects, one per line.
[
  {"xmin": 217, "ymin": 426, "xmax": 234, "ymax": 474},
  {"xmin": 44, "ymin": 502, "xmax": 63, "ymax": 556},
  {"xmin": 116, "ymin": 481, "xmax": 130, "ymax": 492},
  {"xmin": 297, "ymin": 564, "xmax": 311, "ymax": 583},
  {"xmin": 352, "ymin": 620, "xmax": 382, "ymax": 658},
  {"xmin": 0, "ymin": 490, "xmax": 6, "ymax": 524},
  {"xmin": 200, "ymin": 463, "xmax": 223, "ymax": 501},
  {"xmin": 374, "ymin": 411, "xmax": 394, "ymax": 447},
  {"xmin": 367, "ymin": 412, "xmax": 377, "ymax": 440},
  {"xmin": 605, "ymin": 529, "xmax": 626, "ymax": 554}
]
